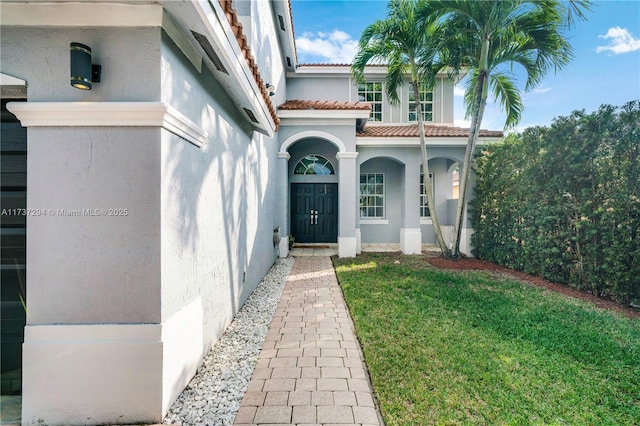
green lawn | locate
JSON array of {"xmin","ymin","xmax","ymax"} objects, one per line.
[{"xmin": 333, "ymin": 253, "xmax": 640, "ymax": 426}]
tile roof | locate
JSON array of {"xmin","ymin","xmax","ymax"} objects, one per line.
[
  {"xmin": 357, "ymin": 124, "xmax": 503, "ymax": 138},
  {"xmin": 287, "ymin": 0, "xmax": 298, "ymax": 64},
  {"xmin": 297, "ymin": 64, "xmax": 387, "ymax": 67},
  {"xmin": 278, "ymin": 100, "xmax": 372, "ymax": 111},
  {"xmin": 298, "ymin": 63, "xmax": 352, "ymax": 67},
  {"xmin": 218, "ymin": 0, "xmax": 279, "ymax": 130}
]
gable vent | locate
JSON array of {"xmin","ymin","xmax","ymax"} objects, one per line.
[
  {"xmin": 243, "ymin": 108, "xmax": 259, "ymax": 123},
  {"xmin": 278, "ymin": 15, "xmax": 286, "ymax": 31},
  {"xmin": 191, "ymin": 31, "xmax": 229, "ymax": 75},
  {"xmin": 286, "ymin": 56, "xmax": 292, "ymax": 68}
]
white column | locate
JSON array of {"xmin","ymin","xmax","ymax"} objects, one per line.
[
  {"xmin": 336, "ymin": 151, "xmax": 358, "ymax": 257},
  {"xmin": 278, "ymin": 152, "xmax": 290, "ymax": 257},
  {"xmin": 355, "ymin": 159, "xmax": 361, "ymax": 254},
  {"xmin": 401, "ymin": 161, "xmax": 422, "ymax": 254}
]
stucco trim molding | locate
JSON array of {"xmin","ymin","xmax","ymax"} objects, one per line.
[
  {"xmin": 0, "ymin": 3, "xmax": 163, "ymax": 27},
  {"xmin": 357, "ymin": 137, "xmax": 499, "ymax": 147},
  {"xmin": 335, "ymin": 152, "xmax": 359, "ymax": 160},
  {"xmin": 278, "ymin": 109, "xmax": 371, "ymax": 120},
  {"xmin": 279, "ymin": 130, "xmax": 347, "ymax": 153},
  {"xmin": 163, "ymin": 105, "xmax": 209, "ymax": 148},
  {"xmin": 360, "ymin": 219, "xmax": 389, "ymax": 225},
  {"xmin": 6, "ymin": 102, "xmax": 208, "ymax": 148}
]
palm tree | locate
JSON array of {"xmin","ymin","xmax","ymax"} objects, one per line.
[
  {"xmin": 423, "ymin": 0, "xmax": 591, "ymax": 258},
  {"xmin": 352, "ymin": 0, "xmax": 452, "ymax": 257}
]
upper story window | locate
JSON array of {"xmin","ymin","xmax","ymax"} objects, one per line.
[
  {"xmin": 294, "ymin": 155, "xmax": 335, "ymax": 175},
  {"xmin": 408, "ymin": 83, "xmax": 433, "ymax": 122},
  {"xmin": 358, "ymin": 82, "xmax": 383, "ymax": 121},
  {"xmin": 360, "ymin": 173, "xmax": 385, "ymax": 218}
]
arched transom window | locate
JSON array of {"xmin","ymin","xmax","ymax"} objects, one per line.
[{"xmin": 294, "ymin": 155, "xmax": 335, "ymax": 175}]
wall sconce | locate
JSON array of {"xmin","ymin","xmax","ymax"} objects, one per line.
[
  {"xmin": 70, "ymin": 42, "xmax": 101, "ymax": 90},
  {"xmin": 266, "ymin": 83, "xmax": 276, "ymax": 97}
]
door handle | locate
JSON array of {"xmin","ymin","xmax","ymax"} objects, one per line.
[
  {"xmin": 314, "ymin": 211, "xmax": 318, "ymax": 225},
  {"xmin": 310, "ymin": 210, "xmax": 314, "ymax": 224}
]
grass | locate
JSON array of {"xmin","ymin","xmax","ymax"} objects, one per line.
[{"xmin": 333, "ymin": 253, "xmax": 640, "ymax": 426}]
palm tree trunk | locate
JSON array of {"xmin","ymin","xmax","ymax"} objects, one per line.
[
  {"xmin": 414, "ymin": 80, "xmax": 450, "ymax": 256},
  {"xmin": 453, "ymin": 38, "xmax": 490, "ymax": 258}
]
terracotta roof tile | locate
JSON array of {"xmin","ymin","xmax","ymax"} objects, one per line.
[
  {"xmin": 287, "ymin": 0, "xmax": 298, "ymax": 63},
  {"xmin": 357, "ymin": 124, "xmax": 503, "ymax": 138},
  {"xmin": 297, "ymin": 63, "xmax": 387, "ymax": 67},
  {"xmin": 218, "ymin": 0, "xmax": 280, "ymax": 130},
  {"xmin": 298, "ymin": 63, "xmax": 352, "ymax": 67},
  {"xmin": 278, "ymin": 100, "xmax": 372, "ymax": 111}
]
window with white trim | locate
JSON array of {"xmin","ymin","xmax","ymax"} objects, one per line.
[
  {"xmin": 358, "ymin": 82, "xmax": 383, "ymax": 121},
  {"xmin": 408, "ymin": 83, "xmax": 433, "ymax": 122},
  {"xmin": 294, "ymin": 155, "xmax": 335, "ymax": 175},
  {"xmin": 420, "ymin": 172, "xmax": 434, "ymax": 217},
  {"xmin": 360, "ymin": 173, "xmax": 385, "ymax": 218}
]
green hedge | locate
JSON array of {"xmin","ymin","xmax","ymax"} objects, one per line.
[{"xmin": 471, "ymin": 101, "xmax": 640, "ymax": 305}]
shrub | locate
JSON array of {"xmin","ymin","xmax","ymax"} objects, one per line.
[{"xmin": 471, "ymin": 101, "xmax": 640, "ymax": 305}]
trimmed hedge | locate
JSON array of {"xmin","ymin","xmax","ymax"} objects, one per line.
[{"xmin": 471, "ymin": 101, "xmax": 640, "ymax": 305}]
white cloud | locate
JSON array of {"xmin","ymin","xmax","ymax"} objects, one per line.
[
  {"xmin": 532, "ymin": 87, "xmax": 552, "ymax": 94},
  {"xmin": 454, "ymin": 118, "xmax": 471, "ymax": 128},
  {"xmin": 296, "ymin": 29, "xmax": 358, "ymax": 63},
  {"xmin": 596, "ymin": 26, "xmax": 640, "ymax": 55}
]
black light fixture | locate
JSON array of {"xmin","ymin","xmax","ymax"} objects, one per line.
[
  {"xmin": 70, "ymin": 42, "xmax": 101, "ymax": 90},
  {"xmin": 266, "ymin": 83, "xmax": 276, "ymax": 97}
]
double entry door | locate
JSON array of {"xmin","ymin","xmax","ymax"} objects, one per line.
[{"xmin": 291, "ymin": 183, "xmax": 338, "ymax": 243}]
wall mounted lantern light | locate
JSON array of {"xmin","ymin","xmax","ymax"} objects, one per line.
[
  {"xmin": 70, "ymin": 42, "xmax": 101, "ymax": 90},
  {"xmin": 266, "ymin": 83, "xmax": 276, "ymax": 97}
]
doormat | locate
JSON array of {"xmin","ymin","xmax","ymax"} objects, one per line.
[{"xmin": 294, "ymin": 245, "xmax": 330, "ymax": 249}]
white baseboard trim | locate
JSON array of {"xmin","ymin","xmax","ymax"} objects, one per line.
[
  {"xmin": 22, "ymin": 299, "xmax": 203, "ymax": 425},
  {"xmin": 400, "ymin": 228, "xmax": 422, "ymax": 254},
  {"xmin": 279, "ymin": 235, "xmax": 290, "ymax": 258},
  {"xmin": 338, "ymin": 236, "xmax": 357, "ymax": 258}
]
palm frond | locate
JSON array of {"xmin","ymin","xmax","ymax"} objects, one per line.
[{"xmin": 489, "ymin": 71, "xmax": 523, "ymax": 129}]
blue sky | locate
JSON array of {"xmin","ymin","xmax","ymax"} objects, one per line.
[{"xmin": 290, "ymin": 0, "xmax": 640, "ymax": 132}]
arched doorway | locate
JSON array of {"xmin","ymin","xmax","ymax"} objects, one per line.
[{"xmin": 290, "ymin": 154, "xmax": 338, "ymax": 243}]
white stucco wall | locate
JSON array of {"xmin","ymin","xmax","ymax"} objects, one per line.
[
  {"xmin": 357, "ymin": 145, "xmax": 467, "ymax": 248},
  {"xmin": 159, "ymin": 14, "xmax": 282, "ymax": 346},
  {"xmin": 0, "ymin": 26, "xmax": 163, "ymax": 323},
  {"xmin": 26, "ymin": 127, "xmax": 162, "ymax": 324},
  {"xmin": 2, "ymin": 1, "xmax": 288, "ymax": 421},
  {"xmin": 286, "ymin": 77, "xmax": 352, "ymax": 102},
  {"xmin": 155, "ymin": 15, "xmax": 284, "ymax": 417},
  {"xmin": 0, "ymin": 27, "xmax": 161, "ymax": 102}
]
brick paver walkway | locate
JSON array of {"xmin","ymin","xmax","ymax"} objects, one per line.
[{"xmin": 234, "ymin": 256, "xmax": 382, "ymax": 426}]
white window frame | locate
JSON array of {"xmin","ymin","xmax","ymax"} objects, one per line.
[
  {"xmin": 408, "ymin": 83, "xmax": 434, "ymax": 123},
  {"xmin": 359, "ymin": 173, "xmax": 385, "ymax": 219},
  {"xmin": 420, "ymin": 172, "xmax": 434, "ymax": 218},
  {"xmin": 293, "ymin": 154, "xmax": 335, "ymax": 175},
  {"xmin": 358, "ymin": 82, "xmax": 383, "ymax": 121}
]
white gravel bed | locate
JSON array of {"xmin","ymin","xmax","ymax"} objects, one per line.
[{"xmin": 163, "ymin": 257, "xmax": 294, "ymax": 426}]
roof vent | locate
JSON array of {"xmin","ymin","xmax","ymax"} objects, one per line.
[
  {"xmin": 278, "ymin": 15, "xmax": 286, "ymax": 31},
  {"xmin": 243, "ymin": 108, "xmax": 259, "ymax": 123},
  {"xmin": 286, "ymin": 56, "xmax": 292, "ymax": 68},
  {"xmin": 191, "ymin": 31, "xmax": 229, "ymax": 74}
]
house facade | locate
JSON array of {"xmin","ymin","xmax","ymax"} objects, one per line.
[{"xmin": 0, "ymin": 0, "xmax": 501, "ymax": 424}]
